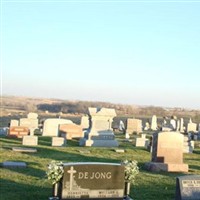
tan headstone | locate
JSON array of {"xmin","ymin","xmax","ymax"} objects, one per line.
[
  {"xmin": 187, "ymin": 122, "xmax": 197, "ymax": 132},
  {"xmin": 126, "ymin": 118, "xmax": 142, "ymax": 134},
  {"xmin": 59, "ymin": 124, "xmax": 83, "ymax": 140},
  {"xmin": 8, "ymin": 126, "xmax": 29, "ymax": 138},
  {"xmin": 80, "ymin": 115, "xmax": 89, "ymax": 129},
  {"xmin": 145, "ymin": 132, "xmax": 188, "ymax": 172}
]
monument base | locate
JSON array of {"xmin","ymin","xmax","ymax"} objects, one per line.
[{"xmin": 144, "ymin": 162, "xmax": 188, "ymax": 172}]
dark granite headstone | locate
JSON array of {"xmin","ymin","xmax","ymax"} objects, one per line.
[
  {"xmin": 61, "ymin": 162, "xmax": 125, "ymax": 200},
  {"xmin": 175, "ymin": 175, "xmax": 200, "ymax": 200}
]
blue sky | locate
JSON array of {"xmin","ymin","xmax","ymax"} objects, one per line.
[{"xmin": 1, "ymin": 0, "xmax": 200, "ymax": 109}]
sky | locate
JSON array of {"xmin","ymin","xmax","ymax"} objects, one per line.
[{"xmin": 1, "ymin": 0, "xmax": 200, "ymax": 109}]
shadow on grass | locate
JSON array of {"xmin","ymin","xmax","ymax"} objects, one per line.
[
  {"xmin": 0, "ymin": 137, "xmax": 22, "ymax": 145},
  {"xmin": 1, "ymin": 161, "xmax": 46, "ymax": 179},
  {"xmin": 0, "ymin": 178, "xmax": 50, "ymax": 200}
]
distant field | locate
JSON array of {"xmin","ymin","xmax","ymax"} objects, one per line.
[{"xmin": 0, "ymin": 134, "xmax": 200, "ymax": 200}]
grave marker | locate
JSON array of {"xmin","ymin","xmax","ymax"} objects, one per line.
[
  {"xmin": 175, "ymin": 175, "xmax": 200, "ymax": 200},
  {"xmin": 60, "ymin": 162, "xmax": 125, "ymax": 199}
]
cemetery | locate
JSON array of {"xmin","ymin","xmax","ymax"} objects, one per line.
[{"xmin": 0, "ymin": 109, "xmax": 200, "ymax": 200}]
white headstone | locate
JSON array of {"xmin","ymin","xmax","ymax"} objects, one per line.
[
  {"xmin": 180, "ymin": 118, "xmax": 184, "ymax": 132},
  {"xmin": 10, "ymin": 120, "xmax": 19, "ymax": 127},
  {"xmin": 42, "ymin": 118, "xmax": 73, "ymax": 136},
  {"xmin": 170, "ymin": 119, "xmax": 176, "ymax": 130},
  {"xmin": 27, "ymin": 112, "xmax": 38, "ymax": 119},
  {"xmin": 79, "ymin": 107, "xmax": 118, "ymax": 147},
  {"xmin": 151, "ymin": 115, "xmax": 157, "ymax": 131},
  {"xmin": 52, "ymin": 137, "xmax": 66, "ymax": 147},
  {"xmin": 22, "ymin": 136, "xmax": 38, "ymax": 146}
]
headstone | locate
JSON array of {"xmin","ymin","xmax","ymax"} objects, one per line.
[
  {"xmin": 183, "ymin": 136, "xmax": 194, "ymax": 153},
  {"xmin": 27, "ymin": 112, "xmax": 38, "ymax": 119},
  {"xmin": 170, "ymin": 119, "xmax": 177, "ymax": 130},
  {"xmin": 12, "ymin": 147, "xmax": 37, "ymax": 153},
  {"xmin": 176, "ymin": 120, "xmax": 180, "ymax": 131},
  {"xmin": 22, "ymin": 136, "xmax": 38, "ymax": 146},
  {"xmin": 52, "ymin": 137, "xmax": 66, "ymax": 147},
  {"xmin": 79, "ymin": 107, "xmax": 118, "ymax": 147},
  {"xmin": 119, "ymin": 120, "xmax": 125, "ymax": 132},
  {"xmin": 144, "ymin": 122, "xmax": 150, "ymax": 131},
  {"xmin": 60, "ymin": 162, "xmax": 125, "ymax": 199},
  {"xmin": 125, "ymin": 132, "xmax": 130, "ymax": 140},
  {"xmin": 126, "ymin": 118, "xmax": 142, "ymax": 134},
  {"xmin": 0, "ymin": 127, "xmax": 8, "ymax": 136},
  {"xmin": 187, "ymin": 122, "xmax": 197, "ymax": 133},
  {"xmin": 20, "ymin": 118, "xmax": 38, "ymax": 130},
  {"xmin": 115, "ymin": 149, "xmax": 125, "ymax": 153},
  {"xmin": 59, "ymin": 124, "xmax": 83, "ymax": 140},
  {"xmin": 151, "ymin": 115, "xmax": 157, "ymax": 131},
  {"xmin": 180, "ymin": 118, "xmax": 184, "ymax": 133},
  {"xmin": 8, "ymin": 126, "xmax": 29, "ymax": 138},
  {"xmin": 2, "ymin": 161, "xmax": 27, "ymax": 168},
  {"xmin": 175, "ymin": 175, "xmax": 200, "ymax": 200},
  {"xmin": 10, "ymin": 120, "xmax": 19, "ymax": 127},
  {"xmin": 81, "ymin": 115, "xmax": 90, "ymax": 130},
  {"xmin": 43, "ymin": 118, "xmax": 73, "ymax": 136},
  {"xmin": 135, "ymin": 134, "xmax": 149, "ymax": 148},
  {"xmin": 145, "ymin": 132, "xmax": 188, "ymax": 172}
]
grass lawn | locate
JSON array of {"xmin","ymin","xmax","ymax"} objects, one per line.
[{"xmin": 0, "ymin": 134, "xmax": 200, "ymax": 200}]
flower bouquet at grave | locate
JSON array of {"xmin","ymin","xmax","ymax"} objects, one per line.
[
  {"xmin": 121, "ymin": 160, "xmax": 139, "ymax": 196},
  {"xmin": 46, "ymin": 160, "xmax": 64, "ymax": 199},
  {"xmin": 46, "ymin": 160, "xmax": 64, "ymax": 184}
]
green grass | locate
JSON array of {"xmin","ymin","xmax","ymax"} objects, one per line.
[{"xmin": 0, "ymin": 134, "xmax": 200, "ymax": 200}]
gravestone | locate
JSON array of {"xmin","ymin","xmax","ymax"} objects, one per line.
[
  {"xmin": 22, "ymin": 136, "xmax": 38, "ymax": 146},
  {"xmin": 183, "ymin": 136, "xmax": 194, "ymax": 153},
  {"xmin": 135, "ymin": 134, "xmax": 149, "ymax": 148},
  {"xmin": 20, "ymin": 118, "xmax": 38, "ymax": 130},
  {"xmin": 10, "ymin": 120, "xmax": 19, "ymax": 127},
  {"xmin": 170, "ymin": 119, "xmax": 177, "ymax": 130},
  {"xmin": 187, "ymin": 122, "xmax": 197, "ymax": 133},
  {"xmin": 144, "ymin": 122, "xmax": 150, "ymax": 131},
  {"xmin": 60, "ymin": 162, "xmax": 125, "ymax": 199},
  {"xmin": 59, "ymin": 124, "xmax": 83, "ymax": 140},
  {"xmin": 8, "ymin": 126, "xmax": 29, "ymax": 138},
  {"xmin": 79, "ymin": 107, "xmax": 118, "ymax": 147},
  {"xmin": 0, "ymin": 127, "xmax": 8, "ymax": 136},
  {"xmin": 176, "ymin": 120, "xmax": 180, "ymax": 132},
  {"xmin": 119, "ymin": 120, "xmax": 125, "ymax": 132},
  {"xmin": 145, "ymin": 132, "xmax": 188, "ymax": 172},
  {"xmin": 175, "ymin": 175, "xmax": 200, "ymax": 200},
  {"xmin": 81, "ymin": 115, "xmax": 90, "ymax": 130},
  {"xmin": 27, "ymin": 112, "xmax": 38, "ymax": 119},
  {"xmin": 12, "ymin": 147, "xmax": 37, "ymax": 153},
  {"xmin": 52, "ymin": 137, "xmax": 66, "ymax": 147},
  {"xmin": 2, "ymin": 161, "xmax": 27, "ymax": 168},
  {"xmin": 43, "ymin": 118, "xmax": 73, "ymax": 136},
  {"xmin": 126, "ymin": 118, "xmax": 142, "ymax": 134},
  {"xmin": 180, "ymin": 118, "xmax": 185, "ymax": 133},
  {"xmin": 151, "ymin": 115, "xmax": 157, "ymax": 131}
]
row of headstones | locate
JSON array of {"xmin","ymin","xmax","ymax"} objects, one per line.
[
  {"xmin": 125, "ymin": 115, "xmax": 200, "ymax": 134},
  {"xmin": 21, "ymin": 135, "xmax": 66, "ymax": 146},
  {"xmin": 135, "ymin": 133, "xmax": 195, "ymax": 154}
]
